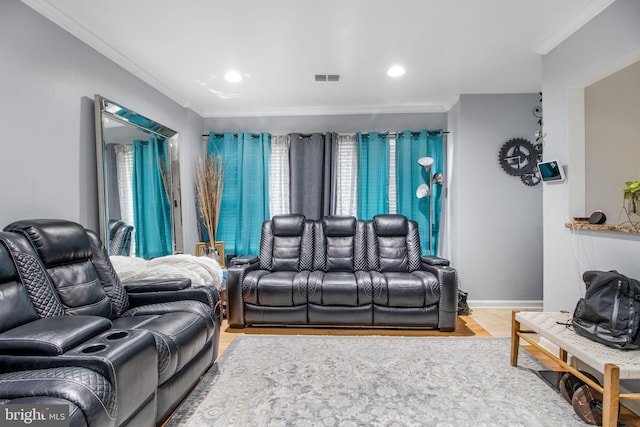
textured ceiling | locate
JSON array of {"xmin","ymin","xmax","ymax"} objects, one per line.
[{"xmin": 22, "ymin": 0, "xmax": 614, "ymax": 117}]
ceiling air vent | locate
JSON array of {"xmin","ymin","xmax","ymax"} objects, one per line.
[{"xmin": 315, "ymin": 74, "xmax": 340, "ymax": 82}]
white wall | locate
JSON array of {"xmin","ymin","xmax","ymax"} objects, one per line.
[
  {"xmin": 0, "ymin": 1, "xmax": 203, "ymax": 253},
  {"xmin": 448, "ymin": 94, "xmax": 543, "ymax": 307},
  {"xmin": 542, "ymin": 0, "xmax": 640, "ymax": 311}
]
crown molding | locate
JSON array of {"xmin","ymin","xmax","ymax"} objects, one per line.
[
  {"xmin": 20, "ymin": 0, "xmax": 197, "ymax": 113},
  {"xmin": 202, "ymin": 101, "xmax": 455, "ymax": 119}
]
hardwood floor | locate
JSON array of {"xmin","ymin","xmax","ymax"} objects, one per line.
[
  {"xmin": 216, "ymin": 309, "xmax": 532, "ymax": 359},
  {"xmin": 215, "ymin": 309, "xmax": 640, "ymax": 426}
]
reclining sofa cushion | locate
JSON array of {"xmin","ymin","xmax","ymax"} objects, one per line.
[
  {"xmin": 367, "ymin": 215, "xmax": 441, "ymax": 325},
  {"xmin": 111, "ymin": 311, "xmax": 208, "ymax": 384},
  {"xmin": 317, "ymin": 216, "xmax": 367, "ymax": 272},
  {"xmin": 370, "ymin": 214, "xmax": 422, "ymax": 272},
  {"xmin": 0, "ymin": 232, "xmax": 66, "ymax": 320},
  {"xmin": 4, "ymin": 219, "xmax": 112, "ymax": 318},
  {"xmin": 259, "ymin": 214, "xmax": 313, "ymax": 272},
  {"xmin": 247, "ymin": 215, "xmax": 314, "ymax": 302},
  {"xmin": 373, "ymin": 271, "xmax": 440, "ymax": 308},
  {"xmin": 240, "ymin": 215, "xmax": 313, "ymax": 324},
  {"xmin": 0, "ymin": 240, "xmax": 42, "ymax": 331},
  {"xmin": 308, "ymin": 216, "xmax": 372, "ymax": 317}
]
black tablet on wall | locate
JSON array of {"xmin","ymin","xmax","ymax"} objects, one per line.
[{"xmin": 538, "ymin": 160, "xmax": 565, "ymax": 182}]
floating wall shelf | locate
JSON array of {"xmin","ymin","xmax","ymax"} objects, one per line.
[{"xmin": 565, "ymin": 222, "xmax": 640, "ymax": 234}]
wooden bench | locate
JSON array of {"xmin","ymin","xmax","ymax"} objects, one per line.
[{"xmin": 511, "ymin": 310, "xmax": 640, "ymax": 427}]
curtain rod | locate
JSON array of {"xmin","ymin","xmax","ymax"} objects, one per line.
[
  {"xmin": 386, "ymin": 131, "xmax": 450, "ymax": 136},
  {"xmin": 202, "ymin": 133, "xmax": 260, "ymax": 139},
  {"xmin": 202, "ymin": 131, "xmax": 449, "ymax": 137}
]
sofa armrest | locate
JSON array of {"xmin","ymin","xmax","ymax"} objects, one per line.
[
  {"xmin": 124, "ymin": 278, "xmax": 191, "ymax": 293},
  {"xmin": 421, "ymin": 256, "xmax": 450, "ymax": 266},
  {"xmin": 226, "ymin": 262, "xmax": 261, "ymax": 328},
  {"xmin": 0, "ymin": 368, "xmax": 117, "ymax": 426},
  {"xmin": 0, "ymin": 328, "xmax": 158, "ymax": 425},
  {"xmin": 230, "ymin": 255, "xmax": 260, "ymax": 267},
  {"xmin": 0, "ymin": 316, "xmax": 112, "ymax": 356},
  {"xmin": 422, "ymin": 263, "xmax": 458, "ymax": 331}
]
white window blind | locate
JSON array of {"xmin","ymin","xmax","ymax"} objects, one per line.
[
  {"xmin": 114, "ymin": 144, "xmax": 135, "ymax": 255},
  {"xmin": 269, "ymin": 135, "xmax": 290, "ymax": 216},
  {"xmin": 335, "ymin": 134, "xmax": 358, "ymax": 216},
  {"xmin": 388, "ymin": 136, "xmax": 397, "ymax": 214}
]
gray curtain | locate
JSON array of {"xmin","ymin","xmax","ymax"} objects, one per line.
[{"xmin": 289, "ymin": 132, "xmax": 337, "ymax": 220}]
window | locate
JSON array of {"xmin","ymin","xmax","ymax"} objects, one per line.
[
  {"xmin": 388, "ymin": 136, "xmax": 397, "ymax": 214},
  {"xmin": 335, "ymin": 134, "xmax": 358, "ymax": 216},
  {"xmin": 269, "ymin": 135, "xmax": 290, "ymax": 216},
  {"xmin": 114, "ymin": 144, "xmax": 135, "ymax": 255}
]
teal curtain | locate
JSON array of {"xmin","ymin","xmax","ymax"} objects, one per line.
[
  {"xmin": 209, "ymin": 132, "xmax": 271, "ymax": 256},
  {"xmin": 132, "ymin": 136, "xmax": 172, "ymax": 259},
  {"xmin": 396, "ymin": 130, "xmax": 444, "ymax": 256},
  {"xmin": 357, "ymin": 132, "xmax": 390, "ymax": 220}
]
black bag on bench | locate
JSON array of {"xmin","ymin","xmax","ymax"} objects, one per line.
[{"xmin": 572, "ymin": 270, "xmax": 640, "ymax": 350}]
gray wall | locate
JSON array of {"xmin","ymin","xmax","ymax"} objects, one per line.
[
  {"xmin": 0, "ymin": 1, "xmax": 203, "ymax": 254},
  {"xmin": 448, "ymin": 94, "xmax": 543, "ymax": 307},
  {"xmin": 542, "ymin": 0, "xmax": 640, "ymax": 312}
]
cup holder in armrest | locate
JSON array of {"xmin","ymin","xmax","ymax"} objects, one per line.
[
  {"xmin": 106, "ymin": 331, "xmax": 129, "ymax": 340},
  {"xmin": 81, "ymin": 344, "xmax": 108, "ymax": 354}
]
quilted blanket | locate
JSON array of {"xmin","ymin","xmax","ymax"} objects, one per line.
[{"xmin": 110, "ymin": 254, "xmax": 223, "ymax": 288}]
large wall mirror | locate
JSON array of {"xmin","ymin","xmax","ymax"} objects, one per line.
[{"xmin": 94, "ymin": 95, "xmax": 183, "ymax": 258}]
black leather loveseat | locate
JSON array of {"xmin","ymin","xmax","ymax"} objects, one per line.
[
  {"xmin": 227, "ymin": 214, "xmax": 458, "ymax": 331},
  {"xmin": 0, "ymin": 219, "xmax": 221, "ymax": 426}
]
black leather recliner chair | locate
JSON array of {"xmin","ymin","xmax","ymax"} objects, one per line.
[
  {"xmin": 0, "ymin": 219, "xmax": 221, "ymax": 426},
  {"xmin": 227, "ymin": 214, "xmax": 458, "ymax": 330},
  {"xmin": 0, "ymin": 230, "xmax": 157, "ymax": 427}
]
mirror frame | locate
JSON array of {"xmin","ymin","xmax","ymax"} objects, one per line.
[{"xmin": 94, "ymin": 94, "xmax": 184, "ymax": 255}]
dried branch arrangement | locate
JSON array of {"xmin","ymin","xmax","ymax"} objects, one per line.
[{"xmin": 195, "ymin": 153, "xmax": 224, "ymax": 244}]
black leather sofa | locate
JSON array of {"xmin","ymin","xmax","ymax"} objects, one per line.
[
  {"xmin": 0, "ymin": 219, "xmax": 221, "ymax": 426},
  {"xmin": 227, "ymin": 214, "xmax": 458, "ymax": 331}
]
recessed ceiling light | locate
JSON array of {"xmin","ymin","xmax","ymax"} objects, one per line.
[
  {"xmin": 224, "ymin": 70, "xmax": 242, "ymax": 83},
  {"xmin": 387, "ymin": 65, "xmax": 405, "ymax": 77}
]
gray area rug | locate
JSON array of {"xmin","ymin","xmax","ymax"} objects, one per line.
[{"xmin": 168, "ymin": 336, "xmax": 588, "ymax": 426}]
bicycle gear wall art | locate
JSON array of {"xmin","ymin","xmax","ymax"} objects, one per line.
[{"xmin": 498, "ymin": 93, "xmax": 544, "ymax": 187}]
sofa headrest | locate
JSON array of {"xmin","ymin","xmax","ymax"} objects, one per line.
[
  {"xmin": 373, "ymin": 214, "xmax": 408, "ymax": 237},
  {"xmin": 323, "ymin": 216, "xmax": 356, "ymax": 237},
  {"xmin": 271, "ymin": 215, "xmax": 306, "ymax": 237},
  {"xmin": 4, "ymin": 219, "xmax": 92, "ymax": 267}
]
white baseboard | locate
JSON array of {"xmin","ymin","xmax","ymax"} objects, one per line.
[{"xmin": 467, "ymin": 300, "xmax": 543, "ymax": 310}]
